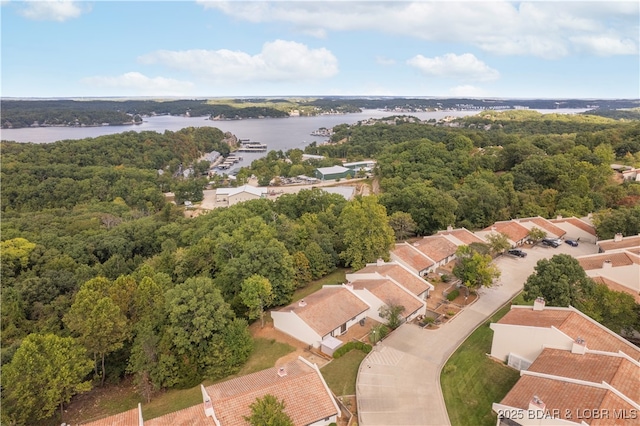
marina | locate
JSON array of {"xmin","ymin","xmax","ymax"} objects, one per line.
[{"xmin": 237, "ymin": 140, "xmax": 268, "ymax": 152}]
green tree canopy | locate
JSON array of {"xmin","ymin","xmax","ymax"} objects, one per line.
[
  {"xmin": 338, "ymin": 196, "xmax": 395, "ymax": 270},
  {"xmin": 240, "ymin": 275, "xmax": 274, "ymax": 327},
  {"xmin": 2, "ymin": 333, "xmax": 93, "ymax": 425},
  {"xmin": 452, "ymin": 245, "xmax": 501, "ymax": 290},
  {"xmin": 244, "ymin": 394, "xmax": 294, "ymax": 426},
  {"xmin": 388, "ymin": 211, "xmax": 417, "ymax": 241},
  {"xmin": 523, "ymin": 254, "xmax": 595, "ymax": 308}
]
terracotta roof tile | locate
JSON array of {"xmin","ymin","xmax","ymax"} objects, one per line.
[
  {"xmin": 205, "ymin": 359, "xmax": 337, "ymax": 426},
  {"xmin": 550, "ymin": 217, "xmax": 597, "ymax": 236},
  {"xmin": 437, "ymin": 228, "xmax": 487, "ymax": 245},
  {"xmin": 598, "ymin": 235, "xmax": 640, "ymax": 252},
  {"xmin": 145, "ymin": 405, "xmax": 212, "ymax": 426},
  {"xmin": 357, "ymin": 263, "xmax": 431, "ymax": 296},
  {"xmin": 519, "ymin": 217, "xmax": 567, "ymax": 238},
  {"xmin": 483, "ymin": 221, "xmax": 530, "ymax": 243},
  {"xmin": 391, "ymin": 243, "xmax": 434, "ymax": 272},
  {"xmin": 80, "ymin": 408, "xmax": 140, "ymax": 426},
  {"xmin": 500, "ymin": 375, "xmax": 638, "ymax": 425},
  {"xmin": 528, "ymin": 349, "xmax": 639, "ymax": 403},
  {"xmin": 578, "ymin": 252, "xmax": 637, "ymax": 270},
  {"xmin": 411, "ymin": 235, "xmax": 459, "ymax": 263},
  {"xmin": 279, "ymin": 287, "xmax": 369, "ymax": 337},
  {"xmin": 350, "ymin": 278, "xmax": 423, "ymax": 317},
  {"xmin": 498, "ymin": 307, "xmax": 640, "ymax": 361}
]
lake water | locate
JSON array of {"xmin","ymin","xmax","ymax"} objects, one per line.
[{"xmin": 0, "ymin": 108, "xmax": 590, "ymax": 170}]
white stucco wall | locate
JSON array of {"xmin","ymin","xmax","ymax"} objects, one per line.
[
  {"xmin": 349, "ymin": 288, "xmax": 386, "ymax": 323},
  {"xmin": 551, "ymin": 221, "xmax": 597, "ymax": 244},
  {"xmin": 489, "ymin": 323, "xmax": 574, "ymax": 362},
  {"xmin": 272, "ymin": 311, "xmax": 322, "ymax": 347},
  {"xmin": 324, "ymin": 310, "xmax": 369, "ymax": 339},
  {"xmin": 228, "ymin": 192, "xmax": 262, "ymax": 206}
]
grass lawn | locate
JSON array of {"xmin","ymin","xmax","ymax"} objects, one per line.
[
  {"xmin": 440, "ymin": 302, "xmax": 521, "ymax": 426},
  {"xmin": 291, "ymin": 268, "xmax": 348, "ymax": 303},
  {"xmin": 236, "ymin": 337, "xmax": 296, "ymax": 376},
  {"xmin": 320, "ymin": 350, "xmax": 367, "ymax": 396}
]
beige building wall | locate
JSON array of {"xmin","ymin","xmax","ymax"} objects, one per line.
[{"xmin": 489, "ymin": 323, "xmax": 574, "ymax": 362}]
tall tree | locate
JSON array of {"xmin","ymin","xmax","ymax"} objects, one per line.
[
  {"xmin": 240, "ymin": 275, "xmax": 274, "ymax": 328},
  {"xmin": 379, "ymin": 303, "xmax": 405, "ymax": 330},
  {"xmin": 523, "ymin": 254, "xmax": 595, "ymax": 307},
  {"xmin": 485, "ymin": 232, "xmax": 511, "ymax": 255},
  {"xmin": 453, "ymin": 245, "xmax": 501, "ymax": 290},
  {"xmin": 2, "ymin": 333, "xmax": 93, "ymax": 425},
  {"xmin": 527, "ymin": 227, "xmax": 547, "ymax": 243},
  {"xmin": 64, "ymin": 277, "xmax": 128, "ymax": 385},
  {"xmin": 338, "ymin": 196, "xmax": 395, "ymax": 270},
  {"xmin": 577, "ymin": 284, "xmax": 639, "ymax": 335},
  {"xmin": 388, "ymin": 211, "xmax": 418, "ymax": 241},
  {"xmin": 244, "ymin": 394, "xmax": 294, "ymax": 426}
]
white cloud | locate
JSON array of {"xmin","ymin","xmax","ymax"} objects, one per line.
[
  {"xmin": 449, "ymin": 85, "xmax": 488, "ymax": 97},
  {"xmin": 81, "ymin": 72, "xmax": 194, "ymax": 96},
  {"xmin": 407, "ymin": 53, "xmax": 500, "ymax": 82},
  {"xmin": 138, "ymin": 40, "xmax": 338, "ymax": 82},
  {"xmin": 18, "ymin": 0, "xmax": 87, "ymax": 22},
  {"xmin": 570, "ymin": 35, "xmax": 638, "ymax": 56},
  {"xmin": 200, "ymin": 1, "xmax": 639, "ymax": 59}
]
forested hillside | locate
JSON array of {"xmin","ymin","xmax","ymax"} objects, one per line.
[{"xmin": 2, "ymin": 111, "xmax": 640, "ymax": 424}]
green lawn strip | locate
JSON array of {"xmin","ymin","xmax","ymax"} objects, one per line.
[
  {"xmin": 291, "ymin": 268, "xmax": 348, "ymax": 303},
  {"xmin": 320, "ymin": 350, "xmax": 367, "ymax": 396},
  {"xmin": 236, "ymin": 337, "xmax": 296, "ymax": 376},
  {"xmin": 441, "ymin": 303, "xmax": 521, "ymax": 426},
  {"xmin": 142, "ymin": 385, "xmax": 202, "ymax": 420}
]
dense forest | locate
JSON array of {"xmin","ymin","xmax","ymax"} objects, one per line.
[{"xmin": 2, "ymin": 109, "xmax": 640, "ymax": 424}]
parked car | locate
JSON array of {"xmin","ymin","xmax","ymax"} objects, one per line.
[
  {"xmin": 508, "ymin": 249, "xmax": 527, "ymax": 258},
  {"xmin": 541, "ymin": 238, "xmax": 560, "ymax": 248},
  {"xmin": 565, "ymin": 239, "xmax": 579, "ymax": 247}
]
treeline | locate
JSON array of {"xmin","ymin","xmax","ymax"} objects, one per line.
[
  {"xmin": 304, "ymin": 112, "xmax": 640, "ymax": 233},
  {"xmin": 1, "ymin": 127, "xmax": 230, "ymax": 212},
  {"xmin": 1, "ymin": 168, "xmax": 395, "ymax": 423},
  {"xmin": 1, "ymin": 100, "xmax": 289, "ymax": 128}
]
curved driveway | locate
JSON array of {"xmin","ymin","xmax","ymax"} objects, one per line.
[{"xmin": 356, "ymin": 243, "xmax": 598, "ymax": 426}]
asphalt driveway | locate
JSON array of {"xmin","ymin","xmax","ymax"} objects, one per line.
[{"xmin": 356, "ymin": 242, "xmax": 598, "ymax": 426}]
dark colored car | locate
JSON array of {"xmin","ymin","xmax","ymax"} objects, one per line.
[
  {"xmin": 508, "ymin": 249, "xmax": 527, "ymax": 258},
  {"xmin": 565, "ymin": 239, "xmax": 579, "ymax": 247},
  {"xmin": 541, "ymin": 238, "xmax": 559, "ymax": 248}
]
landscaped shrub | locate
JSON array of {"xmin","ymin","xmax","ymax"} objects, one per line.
[
  {"xmin": 447, "ymin": 310, "xmax": 456, "ymax": 317},
  {"xmin": 370, "ymin": 324, "xmax": 390, "ymax": 344},
  {"xmin": 333, "ymin": 341, "xmax": 373, "ymax": 359},
  {"xmin": 441, "ymin": 273, "xmax": 451, "ymax": 283},
  {"xmin": 419, "ymin": 316, "xmax": 435, "ymax": 327},
  {"xmin": 446, "ymin": 289, "xmax": 459, "ymax": 301}
]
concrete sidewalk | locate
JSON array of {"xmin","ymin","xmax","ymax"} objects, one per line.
[{"xmin": 356, "ymin": 243, "xmax": 599, "ymax": 426}]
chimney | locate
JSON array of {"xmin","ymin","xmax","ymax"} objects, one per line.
[
  {"xmin": 556, "ymin": 215, "xmax": 562, "ymax": 220},
  {"xmin": 603, "ymin": 260, "xmax": 612, "ymax": 269},
  {"xmin": 614, "ymin": 233, "xmax": 623, "ymax": 242},
  {"xmin": 528, "ymin": 395, "xmax": 546, "ymax": 413},
  {"xmin": 298, "ymin": 299, "xmax": 307, "ymax": 307},
  {"xmin": 587, "ymin": 213, "xmax": 593, "ymax": 219},
  {"xmin": 491, "ymin": 226, "xmax": 497, "ymax": 232},
  {"xmin": 377, "ymin": 258, "xmax": 385, "ymax": 266},
  {"xmin": 572, "ymin": 337, "xmax": 586, "ymax": 355},
  {"xmin": 447, "ymin": 225, "xmax": 453, "ymax": 232},
  {"xmin": 533, "ymin": 297, "xmax": 546, "ymax": 311},
  {"xmin": 277, "ymin": 367, "xmax": 287, "ymax": 377}
]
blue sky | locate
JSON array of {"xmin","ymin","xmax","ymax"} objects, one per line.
[{"xmin": 1, "ymin": 1, "xmax": 638, "ymax": 98}]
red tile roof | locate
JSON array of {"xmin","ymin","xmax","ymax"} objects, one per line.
[
  {"xmin": 437, "ymin": 228, "xmax": 487, "ymax": 245},
  {"xmin": 598, "ymin": 235, "xmax": 640, "ymax": 252},
  {"xmin": 350, "ymin": 278, "xmax": 423, "ymax": 317},
  {"xmin": 519, "ymin": 217, "xmax": 567, "ymax": 238},
  {"xmin": 205, "ymin": 358, "xmax": 338, "ymax": 426},
  {"xmin": 145, "ymin": 404, "xmax": 212, "ymax": 426},
  {"xmin": 411, "ymin": 235, "xmax": 458, "ymax": 263},
  {"xmin": 391, "ymin": 243, "xmax": 434, "ymax": 272},
  {"xmin": 357, "ymin": 263, "xmax": 431, "ymax": 296},
  {"xmin": 80, "ymin": 408, "xmax": 140, "ymax": 426},
  {"xmin": 483, "ymin": 221, "xmax": 530, "ymax": 243},
  {"xmin": 528, "ymin": 349, "xmax": 639, "ymax": 403},
  {"xmin": 497, "ymin": 307, "xmax": 640, "ymax": 361},
  {"xmin": 499, "ymin": 375, "xmax": 638, "ymax": 425},
  {"xmin": 578, "ymin": 251, "xmax": 638, "ymax": 270},
  {"xmin": 279, "ymin": 287, "xmax": 369, "ymax": 337},
  {"xmin": 550, "ymin": 217, "xmax": 597, "ymax": 236}
]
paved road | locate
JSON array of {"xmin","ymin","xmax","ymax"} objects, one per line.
[{"xmin": 356, "ymin": 243, "xmax": 598, "ymax": 426}]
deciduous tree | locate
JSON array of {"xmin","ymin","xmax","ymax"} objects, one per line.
[
  {"xmin": 240, "ymin": 275, "xmax": 274, "ymax": 327},
  {"xmin": 453, "ymin": 245, "xmax": 501, "ymax": 290},
  {"xmin": 2, "ymin": 333, "xmax": 93, "ymax": 424},
  {"xmin": 244, "ymin": 394, "xmax": 294, "ymax": 426}
]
